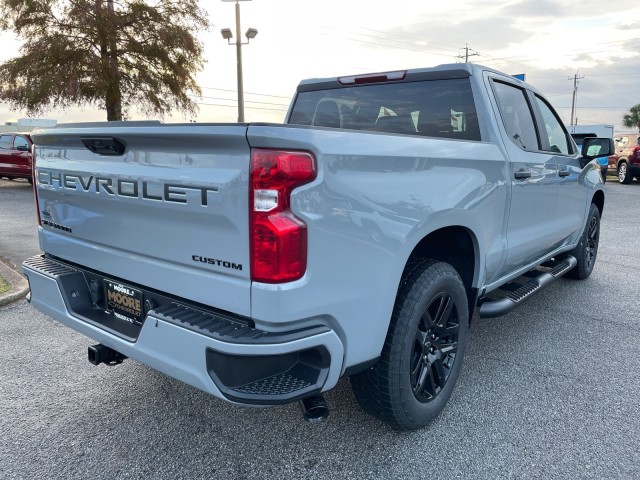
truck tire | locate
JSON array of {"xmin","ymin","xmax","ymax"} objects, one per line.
[
  {"xmin": 565, "ymin": 203, "xmax": 600, "ymax": 280},
  {"xmin": 618, "ymin": 161, "xmax": 631, "ymax": 184},
  {"xmin": 351, "ymin": 260, "xmax": 469, "ymax": 430}
]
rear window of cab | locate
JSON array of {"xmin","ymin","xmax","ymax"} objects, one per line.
[{"xmin": 289, "ymin": 78, "xmax": 480, "ymax": 141}]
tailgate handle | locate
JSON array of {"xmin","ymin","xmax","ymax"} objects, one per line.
[{"xmin": 81, "ymin": 137, "xmax": 125, "ymax": 156}]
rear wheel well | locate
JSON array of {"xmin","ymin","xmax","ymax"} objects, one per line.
[
  {"xmin": 592, "ymin": 190, "xmax": 604, "ymax": 217},
  {"xmin": 401, "ymin": 227, "xmax": 477, "ymax": 321}
]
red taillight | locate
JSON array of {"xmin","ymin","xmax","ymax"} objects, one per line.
[
  {"xmin": 32, "ymin": 144, "xmax": 41, "ymax": 226},
  {"xmin": 250, "ymin": 149, "xmax": 316, "ymax": 283}
]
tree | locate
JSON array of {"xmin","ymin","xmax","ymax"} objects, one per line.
[
  {"xmin": 623, "ymin": 104, "xmax": 640, "ymax": 132},
  {"xmin": 0, "ymin": 0, "xmax": 209, "ymax": 121}
]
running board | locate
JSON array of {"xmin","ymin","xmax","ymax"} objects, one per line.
[{"xmin": 479, "ymin": 256, "xmax": 577, "ymax": 318}]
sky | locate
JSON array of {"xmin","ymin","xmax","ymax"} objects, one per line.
[{"xmin": 0, "ymin": 0, "xmax": 639, "ymax": 132}]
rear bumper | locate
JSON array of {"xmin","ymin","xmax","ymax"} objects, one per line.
[{"xmin": 23, "ymin": 255, "xmax": 344, "ymax": 406}]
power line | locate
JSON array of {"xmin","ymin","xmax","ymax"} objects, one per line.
[
  {"xmin": 195, "ymin": 101, "xmax": 287, "ymax": 112},
  {"xmin": 317, "ymin": 30, "xmax": 457, "ymax": 58},
  {"xmin": 586, "ymin": 72, "xmax": 640, "ymax": 77},
  {"xmin": 323, "ymin": 25, "xmax": 460, "ymax": 55},
  {"xmin": 319, "ymin": 24, "xmax": 639, "ymax": 70},
  {"xmin": 356, "ymin": 26, "xmax": 461, "ymax": 52},
  {"xmin": 190, "ymin": 94, "xmax": 289, "ymax": 107},
  {"xmin": 199, "ymin": 86, "xmax": 291, "ymax": 100},
  {"xmin": 481, "ymin": 40, "xmax": 640, "ymax": 69}
]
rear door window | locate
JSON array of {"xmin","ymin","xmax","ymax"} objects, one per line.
[
  {"xmin": 289, "ymin": 78, "xmax": 480, "ymax": 141},
  {"xmin": 534, "ymin": 96, "xmax": 572, "ymax": 155},
  {"xmin": 492, "ymin": 81, "xmax": 539, "ymax": 151}
]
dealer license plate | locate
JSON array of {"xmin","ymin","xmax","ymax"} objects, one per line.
[{"xmin": 105, "ymin": 280, "xmax": 144, "ymax": 325}]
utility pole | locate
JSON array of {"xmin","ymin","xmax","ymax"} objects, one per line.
[
  {"xmin": 569, "ymin": 72, "xmax": 585, "ymax": 127},
  {"xmin": 458, "ymin": 44, "xmax": 479, "ymax": 63}
]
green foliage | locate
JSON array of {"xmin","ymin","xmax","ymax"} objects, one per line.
[
  {"xmin": 0, "ymin": 275, "xmax": 9, "ymax": 294},
  {"xmin": 623, "ymin": 104, "xmax": 640, "ymax": 132},
  {"xmin": 0, "ymin": 0, "xmax": 209, "ymax": 120}
]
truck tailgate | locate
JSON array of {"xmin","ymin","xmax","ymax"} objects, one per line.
[{"xmin": 32, "ymin": 125, "xmax": 252, "ymax": 316}]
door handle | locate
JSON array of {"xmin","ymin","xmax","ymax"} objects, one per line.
[
  {"xmin": 558, "ymin": 169, "xmax": 571, "ymax": 177},
  {"xmin": 514, "ymin": 169, "xmax": 531, "ymax": 180}
]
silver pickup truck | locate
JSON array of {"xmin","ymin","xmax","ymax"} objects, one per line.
[{"xmin": 23, "ymin": 63, "xmax": 613, "ymax": 430}]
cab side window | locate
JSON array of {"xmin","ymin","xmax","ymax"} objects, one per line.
[
  {"xmin": 492, "ymin": 81, "xmax": 539, "ymax": 151},
  {"xmin": 0, "ymin": 135, "xmax": 12, "ymax": 150},
  {"xmin": 13, "ymin": 136, "xmax": 30, "ymax": 151},
  {"xmin": 535, "ymin": 96, "xmax": 572, "ymax": 155}
]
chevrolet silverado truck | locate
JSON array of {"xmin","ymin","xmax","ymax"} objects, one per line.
[{"xmin": 23, "ymin": 64, "xmax": 613, "ymax": 430}]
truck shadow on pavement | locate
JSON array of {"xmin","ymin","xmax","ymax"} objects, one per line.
[{"xmin": 4, "ymin": 282, "xmax": 639, "ymax": 480}]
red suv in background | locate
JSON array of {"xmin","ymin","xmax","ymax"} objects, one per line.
[
  {"xmin": 0, "ymin": 133, "xmax": 34, "ymax": 184},
  {"xmin": 614, "ymin": 133, "xmax": 640, "ymax": 184}
]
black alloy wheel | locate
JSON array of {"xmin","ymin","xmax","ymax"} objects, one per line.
[
  {"xmin": 584, "ymin": 213, "xmax": 599, "ymax": 272},
  {"xmin": 566, "ymin": 203, "xmax": 600, "ymax": 280},
  {"xmin": 410, "ymin": 292, "xmax": 459, "ymax": 402},
  {"xmin": 351, "ymin": 260, "xmax": 469, "ymax": 430}
]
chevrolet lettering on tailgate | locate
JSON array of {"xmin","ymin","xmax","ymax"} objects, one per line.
[{"xmin": 37, "ymin": 170, "xmax": 218, "ymax": 206}]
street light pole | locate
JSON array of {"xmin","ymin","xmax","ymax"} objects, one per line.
[
  {"xmin": 221, "ymin": 0, "xmax": 257, "ymax": 123},
  {"xmin": 234, "ymin": 1, "xmax": 244, "ymax": 122}
]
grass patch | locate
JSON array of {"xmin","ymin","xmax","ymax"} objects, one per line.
[{"xmin": 0, "ymin": 276, "xmax": 10, "ymax": 294}]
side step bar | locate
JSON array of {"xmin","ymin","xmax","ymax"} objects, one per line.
[{"xmin": 479, "ymin": 256, "xmax": 577, "ymax": 318}]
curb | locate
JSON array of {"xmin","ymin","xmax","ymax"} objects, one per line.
[{"xmin": 0, "ymin": 260, "xmax": 30, "ymax": 307}]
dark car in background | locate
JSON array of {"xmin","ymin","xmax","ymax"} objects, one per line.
[
  {"xmin": 0, "ymin": 133, "xmax": 33, "ymax": 184},
  {"xmin": 614, "ymin": 133, "xmax": 640, "ymax": 184}
]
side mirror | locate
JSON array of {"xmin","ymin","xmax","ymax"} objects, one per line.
[
  {"xmin": 15, "ymin": 144, "xmax": 30, "ymax": 152},
  {"xmin": 581, "ymin": 137, "xmax": 613, "ymax": 160}
]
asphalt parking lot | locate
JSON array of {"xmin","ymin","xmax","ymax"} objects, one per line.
[{"xmin": 1, "ymin": 177, "xmax": 639, "ymax": 479}]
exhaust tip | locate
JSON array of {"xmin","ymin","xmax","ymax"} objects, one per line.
[
  {"xmin": 300, "ymin": 394, "xmax": 330, "ymax": 424},
  {"xmin": 88, "ymin": 345, "xmax": 99, "ymax": 365}
]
